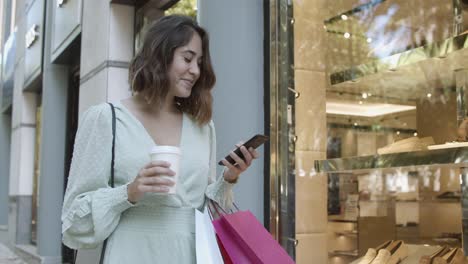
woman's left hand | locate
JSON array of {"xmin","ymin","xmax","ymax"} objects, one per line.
[{"xmin": 221, "ymin": 143, "xmax": 260, "ymax": 183}]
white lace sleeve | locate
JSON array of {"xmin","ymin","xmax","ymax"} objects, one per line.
[
  {"xmin": 61, "ymin": 104, "xmax": 134, "ymax": 249},
  {"xmin": 204, "ymin": 120, "xmax": 235, "ymax": 209}
]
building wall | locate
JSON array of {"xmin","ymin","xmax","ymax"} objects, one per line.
[
  {"xmin": 198, "ymin": 0, "xmax": 265, "ymax": 222},
  {"xmin": 7, "ymin": 0, "xmax": 39, "ymax": 246},
  {"xmin": 0, "ymin": 0, "xmax": 11, "ymax": 229},
  {"xmin": 1, "ymin": 0, "xmax": 135, "ymax": 262},
  {"xmin": 0, "ymin": 114, "xmax": 10, "ymax": 228}
]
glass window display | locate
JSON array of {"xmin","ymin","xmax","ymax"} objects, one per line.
[{"xmin": 269, "ymin": 0, "xmax": 468, "ymax": 262}]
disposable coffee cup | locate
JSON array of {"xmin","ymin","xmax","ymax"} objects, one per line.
[{"xmin": 149, "ymin": 146, "xmax": 181, "ymax": 194}]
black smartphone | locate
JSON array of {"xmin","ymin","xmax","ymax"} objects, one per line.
[{"xmin": 218, "ymin": 134, "xmax": 269, "ymax": 166}]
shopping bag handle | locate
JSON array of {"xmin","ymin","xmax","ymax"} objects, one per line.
[
  {"xmin": 208, "ymin": 199, "xmax": 226, "ymax": 217},
  {"xmin": 207, "ymin": 199, "xmax": 240, "ymax": 218}
]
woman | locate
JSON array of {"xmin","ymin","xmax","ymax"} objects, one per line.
[{"xmin": 61, "ymin": 15, "xmax": 259, "ymax": 263}]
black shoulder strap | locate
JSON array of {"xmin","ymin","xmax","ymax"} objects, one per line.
[
  {"xmin": 99, "ymin": 103, "xmax": 116, "ymax": 264},
  {"xmin": 108, "ymin": 103, "xmax": 116, "ymax": 188}
]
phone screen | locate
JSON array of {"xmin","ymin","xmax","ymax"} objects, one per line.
[{"xmin": 218, "ymin": 134, "xmax": 269, "ymax": 166}]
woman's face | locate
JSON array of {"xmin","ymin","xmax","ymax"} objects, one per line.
[{"xmin": 168, "ymin": 32, "xmax": 202, "ymax": 98}]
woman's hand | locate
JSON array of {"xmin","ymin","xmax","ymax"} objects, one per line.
[
  {"xmin": 220, "ymin": 143, "xmax": 260, "ymax": 183},
  {"xmin": 127, "ymin": 161, "xmax": 175, "ymax": 203}
]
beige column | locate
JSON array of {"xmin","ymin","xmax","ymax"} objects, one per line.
[
  {"xmin": 8, "ymin": 0, "xmax": 39, "ymax": 243},
  {"xmin": 79, "ymin": 1, "xmax": 135, "ymax": 115},
  {"xmin": 293, "ymin": 0, "xmax": 328, "ymax": 263}
]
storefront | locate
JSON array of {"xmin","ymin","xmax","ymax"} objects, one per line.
[
  {"xmin": 269, "ymin": 0, "xmax": 468, "ymax": 263},
  {"xmin": 0, "ymin": 17, "xmax": 15, "ymax": 231}
]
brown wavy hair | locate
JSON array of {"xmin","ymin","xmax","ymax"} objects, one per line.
[{"xmin": 128, "ymin": 15, "xmax": 216, "ymax": 125}]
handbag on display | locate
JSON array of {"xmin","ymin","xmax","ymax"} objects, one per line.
[
  {"xmin": 195, "ymin": 202, "xmax": 224, "ymax": 264},
  {"xmin": 74, "ymin": 103, "xmax": 117, "ymax": 264},
  {"xmin": 211, "ymin": 202, "xmax": 295, "ymax": 264}
]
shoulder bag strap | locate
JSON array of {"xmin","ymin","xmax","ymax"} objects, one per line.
[
  {"xmin": 99, "ymin": 103, "xmax": 116, "ymax": 264},
  {"xmin": 109, "ymin": 103, "xmax": 116, "ymax": 188}
]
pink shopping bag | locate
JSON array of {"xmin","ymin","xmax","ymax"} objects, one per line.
[
  {"xmin": 213, "ymin": 218, "xmax": 252, "ymax": 263},
  {"xmin": 213, "ymin": 210, "xmax": 295, "ymax": 264},
  {"xmin": 215, "ymin": 233, "xmax": 234, "ymax": 264}
]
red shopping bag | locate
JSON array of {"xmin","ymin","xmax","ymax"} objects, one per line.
[{"xmin": 213, "ymin": 209, "xmax": 295, "ymax": 264}]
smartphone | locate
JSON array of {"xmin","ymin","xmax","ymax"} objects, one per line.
[{"xmin": 218, "ymin": 134, "xmax": 269, "ymax": 166}]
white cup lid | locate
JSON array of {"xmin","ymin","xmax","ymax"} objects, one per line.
[{"xmin": 150, "ymin": 146, "xmax": 181, "ymax": 155}]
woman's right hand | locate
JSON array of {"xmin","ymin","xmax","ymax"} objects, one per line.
[{"xmin": 127, "ymin": 160, "xmax": 175, "ymax": 203}]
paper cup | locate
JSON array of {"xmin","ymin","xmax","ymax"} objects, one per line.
[{"xmin": 149, "ymin": 146, "xmax": 181, "ymax": 194}]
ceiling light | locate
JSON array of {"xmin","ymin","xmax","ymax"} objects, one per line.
[
  {"xmin": 427, "ymin": 93, "xmax": 432, "ymax": 98},
  {"xmin": 367, "ymin": 37, "xmax": 372, "ymax": 43},
  {"xmin": 397, "ymin": 131, "xmax": 401, "ymax": 135},
  {"xmin": 362, "ymin": 93, "xmax": 368, "ymax": 99},
  {"xmin": 341, "ymin": 14, "xmax": 348, "ymax": 20},
  {"xmin": 354, "ymin": 122, "xmax": 358, "ymax": 126},
  {"xmin": 414, "ymin": 132, "xmax": 418, "ymax": 137},
  {"xmin": 326, "ymin": 100, "xmax": 416, "ymax": 117},
  {"xmin": 344, "ymin": 32, "xmax": 351, "ymax": 39},
  {"xmin": 359, "ymin": 101, "xmax": 363, "ymax": 104}
]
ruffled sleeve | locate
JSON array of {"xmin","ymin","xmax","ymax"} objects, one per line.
[
  {"xmin": 61, "ymin": 103, "xmax": 134, "ymax": 249},
  {"xmin": 204, "ymin": 120, "xmax": 235, "ymax": 209}
]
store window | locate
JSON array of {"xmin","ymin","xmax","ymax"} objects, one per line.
[{"xmin": 270, "ymin": 0, "xmax": 468, "ymax": 263}]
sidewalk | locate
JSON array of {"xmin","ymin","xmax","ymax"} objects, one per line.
[{"xmin": 0, "ymin": 243, "xmax": 26, "ymax": 264}]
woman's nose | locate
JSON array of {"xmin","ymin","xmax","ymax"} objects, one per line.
[{"xmin": 190, "ymin": 62, "xmax": 200, "ymax": 77}]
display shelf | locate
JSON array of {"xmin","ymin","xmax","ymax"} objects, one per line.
[
  {"xmin": 329, "ymin": 33, "xmax": 468, "ymax": 85},
  {"xmin": 315, "ymin": 147, "xmax": 468, "ymax": 173},
  {"xmin": 328, "ymin": 250, "xmax": 359, "ymax": 257},
  {"xmin": 329, "ymin": 215, "xmax": 358, "ymax": 223},
  {"xmin": 349, "ymin": 244, "xmax": 467, "ymax": 264},
  {"xmin": 336, "ymin": 230, "xmax": 358, "ymax": 237}
]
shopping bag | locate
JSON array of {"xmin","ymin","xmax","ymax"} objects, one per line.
[
  {"xmin": 213, "ymin": 217, "xmax": 252, "ymax": 263},
  {"xmin": 75, "ymin": 244, "xmax": 104, "ymax": 264},
  {"xmin": 214, "ymin": 209, "xmax": 295, "ymax": 264},
  {"xmin": 195, "ymin": 206, "xmax": 224, "ymax": 264},
  {"xmin": 216, "ymin": 234, "xmax": 234, "ymax": 264}
]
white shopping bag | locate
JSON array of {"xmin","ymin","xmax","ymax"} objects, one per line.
[
  {"xmin": 75, "ymin": 244, "xmax": 104, "ymax": 264},
  {"xmin": 195, "ymin": 205, "xmax": 224, "ymax": 264}
]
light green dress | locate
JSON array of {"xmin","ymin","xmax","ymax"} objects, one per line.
[{"xmin": 61, "ymin": 102, "xmax": 235, "ymax": 264}]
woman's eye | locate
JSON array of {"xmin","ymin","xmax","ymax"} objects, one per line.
[{"xmin": 184, "ymin": 57, "xmax": 191, "ymax": 63}]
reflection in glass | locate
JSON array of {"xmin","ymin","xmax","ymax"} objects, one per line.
[{"xmin": 321, "ymin": 0, "xmax": 468, "ymax": 263}]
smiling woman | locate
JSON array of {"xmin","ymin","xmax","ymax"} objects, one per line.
[
  {"xmin": 61, "ymin": 14, "xmax": 260, "ymax": 264},
  {"xmin": 128, "ymin": 15, "xmax": 215, "ymax": 125}
]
